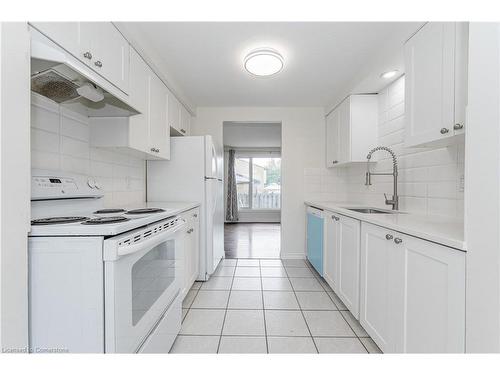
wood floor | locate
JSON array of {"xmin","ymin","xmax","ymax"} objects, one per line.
[{"xmin": 224, "ymin": 223, "xmax": 281, "ymax": 259}]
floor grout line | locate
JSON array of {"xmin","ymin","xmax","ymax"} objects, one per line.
[
  {"xmin": 259, "ymin": 261, "xmax": 270, "ymax": 353},
  {"xmin": 177, "ymin": 257, "xmax": 377, "ymax": 354},
  {"xmin": 215, "ymin": 264, "xmax": 236, "ymax": 353},
  {"xmin": 283, "ymin": 263, "xmax": 319, "ymax": 354}
]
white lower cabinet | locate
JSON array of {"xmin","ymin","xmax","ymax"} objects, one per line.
[
  {"xmin": 323, "ymin": 212, "xmax": 361, "ymax": 318},
  {"xmin": 180, "ymin": 208, "xmax": 200, "ymax": 298},
  {"xmin": 360, "ymin": 222, "xmax": 466, "ymax": 353}
]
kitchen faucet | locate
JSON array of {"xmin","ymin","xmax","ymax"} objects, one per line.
[{"xmin": 365, "ymin": 146, "xmax": 399, "ymax": 210}]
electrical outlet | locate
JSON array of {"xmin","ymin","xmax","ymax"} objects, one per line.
[{"xmin": 459, "ymin": 174, "xmax": 465, "ymax": 192}]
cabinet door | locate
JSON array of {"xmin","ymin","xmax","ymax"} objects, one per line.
[
  {"xmin": 338, "ymin": 98, "xmax": 351, "ymax": 163},
  {"xmin": 404, "ymin": 22, "xmax": 456, "ymax": 147},
  {"xmin": 397, "ymin": 234, "xmax": 466, "ymax": 353},
  {"xmin": 180, "ymin": 106, "xmax": 191, "ymax": 136},
  {"xmin": 167, "ymin": 90, "xmax": 181, "ymax": 132},
  {"xmin": 360, "ymin": 223, "xmax": 400, "ymax": 353},
  {"xmin": 128, "ymin": 49, "xmax": 150, "ymax": 154},
  {"xmin": 323, "ymin": 213, "xmax": 339, "ymax": 291},
  {"xmin": 336, "ymin": 214, "xmax": 360, "ymax": 317},
  {"xmin": 91, "ymin": 23, "xmax": 130, "ymax": 93},
  {"xmin": 31, "ymin": 22, "xmax": 84, "ymax": 59},
  {"xmin": 149, "ymin": 74, "xmax": 170, "ymax": 159},
  {"xmin": 325, "ymin": 108, "xmax": 340, "ymax": 167}
]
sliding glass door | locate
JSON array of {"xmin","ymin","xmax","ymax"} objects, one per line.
[{"xmin": 235, "ymin": 155, "xmax": 281, "ymax": 211}]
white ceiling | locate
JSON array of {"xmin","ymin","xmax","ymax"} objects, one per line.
[{"xmin": 118, "ymin": 22, "xmax": 422, "ymax": 108}]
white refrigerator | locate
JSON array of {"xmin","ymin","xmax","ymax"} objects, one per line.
[{"xmin": 147, "ymin": 135, "xmax": 224, "ymax": 281}]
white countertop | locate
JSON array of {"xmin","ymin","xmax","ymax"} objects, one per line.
[
  {"xmin": 29, "ymin": 201, "xmax": 200, "ymax": 237},
  {"xmin": 305, "ymin": 201, "xmax": 466, "ymax": 251}
]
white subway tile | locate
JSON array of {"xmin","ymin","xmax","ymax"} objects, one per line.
[{"xmin": 31, "ymin": 128, "xmax": 60, "ymax": 153}]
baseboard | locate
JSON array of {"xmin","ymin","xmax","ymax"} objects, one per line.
[{"xmin": 280, "ymin": 253, "xmax": 306, "ymax": 260}]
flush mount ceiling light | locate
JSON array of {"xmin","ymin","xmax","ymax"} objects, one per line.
[
  {"xmin": 244, "ymin": 48, "xmax": 284, "ymax": 77},
  {"xmin": 380, "ymin": 70, "xmax": 399, "ymax": 79}
]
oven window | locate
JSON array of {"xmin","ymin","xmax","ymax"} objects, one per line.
[{"xmin": 131, "ymin": 239, "xmax": 176, "ymax": 326}]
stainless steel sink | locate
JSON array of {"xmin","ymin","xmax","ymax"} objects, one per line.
[{"xmin": 344, "ymin": 208, "xmax": 397, "ymax": 214}]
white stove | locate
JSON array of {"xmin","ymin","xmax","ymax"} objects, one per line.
[{"xmin": 28, "ymin": 170, "xmax": 184, "ymax": 353}]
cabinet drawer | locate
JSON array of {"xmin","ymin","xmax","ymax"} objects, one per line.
[{"xmin": 138, "ymin": 295, "xmax": 181, "ymax": 353}]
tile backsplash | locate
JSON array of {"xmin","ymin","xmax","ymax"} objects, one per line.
[
  {"xmin": 30, "ymin": 93, "xmax": 146, "ymax": 207},
  {"xmin": 306, "ymin": 76, "xmax": 465, "ymax": 218}
]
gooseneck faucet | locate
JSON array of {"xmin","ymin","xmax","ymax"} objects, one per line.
[{"xmin": 365, "ymin": 146, "xmax": 399, "ymax": 210}]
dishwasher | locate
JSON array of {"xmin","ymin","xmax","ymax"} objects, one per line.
[{"xmin": 306, "ymin": 206, "xmax": 324, "ymax": 276}]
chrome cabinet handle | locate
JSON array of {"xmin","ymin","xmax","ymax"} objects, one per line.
[
  {"xmin": 454, "ymin": 123, "xmax": 464, "ymax": 130},
  {"xmin": 440, "ymin": 128, "xmax": 449, "ymax": 134},
  {"xmin": 394, "ymin": 238, "xmax": 403, "ymax": 244},
  {"xmin": 94, "ymin": 60, "xmax": 103, "ymax": 68},
  {"xmin": 83, "ymin": 51, "xmax": 92, "ymax": 59},
  {"xmin": 385, "ymin": 234, "xmax": 393, "ymax": 240},
  {"xmin": 150, "ymin": 148, "xmax": 160, "ymax": 153},
  {"xmin": 181, "ymin": 129, "xmax": 186, "ymax": 134}
]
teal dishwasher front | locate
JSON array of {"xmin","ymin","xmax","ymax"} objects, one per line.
[{"xmin": 306, "ymin": 206, "xmax": 324, "ymax": 276}]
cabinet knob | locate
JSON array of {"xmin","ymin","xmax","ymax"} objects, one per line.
[
  {"xmin": 332, "ymin": 160, "xmax": 338, "ymax": 165},
  {"xmin": 331, "ymin": 216, "xmax": 339, "ymax": 221},
  {"xmin": 394, "ymin": 238, "xmax": 403, "ymax": 244},
  {"xmin": 94, "ymin": 60, "xmax": 103, "ymax": 68},
  {"xmin": 385, "ymin": 234, "xmax": 393, "ymax": 240},
  {"xmin": 83, "ymin": 51, "xmax": 92, "ymax": 60},
  {"xmin": 156, "ymin": 148, "xmax": 160, "ymax": 153},
  {"xmin": 193, "ymin": 214, "xmax": 198, "ymax": 218},
  {"xmin": 181, "ymin": 129, "xmax": 186, "ymax": 134},
  {"xmin": 150, "ymin": 147, "xmax": 156, "ymax": 152},
  {"xmin": 454, "ymin": 123, "xmax": 464, "ymax": 130},
  {"xmin": 440, "ymin": 128, "xmax": 449, "ymax": 134}
]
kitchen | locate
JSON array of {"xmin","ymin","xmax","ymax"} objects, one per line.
[{"xmin": 1, "ymin": 3, "xmax": 500, "ymax": 369}]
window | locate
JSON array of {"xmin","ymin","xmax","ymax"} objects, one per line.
[{"xmin": 235, "ymin": 156, "xmax": 281, "ymax": 210}]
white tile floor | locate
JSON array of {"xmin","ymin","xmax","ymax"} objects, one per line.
[{"xmin": 171, "ymin": 258, "xmax": 382, "ymax": 354}]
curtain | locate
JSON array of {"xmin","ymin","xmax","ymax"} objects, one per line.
[{"xmin": 226, "ymin": 149, "xmax": 239, "ymax": 222}]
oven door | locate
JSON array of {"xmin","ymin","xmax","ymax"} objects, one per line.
[{"xmin": 104, "ymin": 218, "xmax": 185, "ymax": 353}]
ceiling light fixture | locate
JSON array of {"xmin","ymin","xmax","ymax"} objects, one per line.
[
  {"xmin": 244, "ymin": 48, "xmax": 284, "ymax": 77},
  {"xmin": 380, "ymin": 70, "xmax": 399, "ymax": 79}
]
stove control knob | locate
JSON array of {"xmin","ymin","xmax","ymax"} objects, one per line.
[{"xmin": 87, "ymin": 178, "xmax": 96, "ymax": 189}]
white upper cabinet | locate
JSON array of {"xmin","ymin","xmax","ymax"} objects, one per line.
[
  {"xmin": 30, "ymin": 22, "xmax": 82, "ymax": 58},
  {"xmin": 167, "ymin": 90, "xmax": 181, "ymax": 134},
  {"xmin": 128, "ymin": 48, "xmax": 151, "ymax": 154},
  {"xmin": 325, "ymin": 105, "xmax": 340, "ymax": 167},
  {"xmin": 404, "ymin": 22, "xmax": 468, "ymax": 147},
  {"xmin": 90, "ymin": 49, "xmax": 169, "ymax": 160},
  {"xmin": 326, "ymin": 95, "xmax": 378, "ymax": 167},
  {"xmin": 31, "ymin": 22, "xmax": 130, "ymax": 94},
  {"xmin": 149, "ymin": 74, "xmax": 170, "ymax": 159},
  {"xmin": 180, "ymin": 106, "xmax": 191, "ymax": 136}
]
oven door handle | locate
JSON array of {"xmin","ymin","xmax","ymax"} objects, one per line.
[{"xmin": 116, "ymin": 220, "xmax": 186, "ymax": 258}]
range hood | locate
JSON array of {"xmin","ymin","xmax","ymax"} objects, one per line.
[{"xmin": 30, "ymin": 28, "xmax": 139, "ymax": 117}]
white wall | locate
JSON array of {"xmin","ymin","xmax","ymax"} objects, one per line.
[
  {"xmin": 31, "ymin": 94, "xmax": 146, "ymax": 208},
  {"xmin": 223, "ymin": 122, "xmax": 282, "ymax": 148},
  {"xmin": 465, "ymin": 22, "xmax": 500, "ymax": 352},
  {"xmin": 307, "ymin": 76, "xmax": 465, "ymax": 217},
  {"xmin": 0, "ymin": 22, "xmax": 30, "ymax": 351},
  {"xmin": 193, "ymin": 107, "xmax": 325, "ymax": 259}
]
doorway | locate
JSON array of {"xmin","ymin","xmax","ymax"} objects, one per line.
[{"xmin": 222, "ymin": 122, "xmax": 282, "ymax": 259}]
